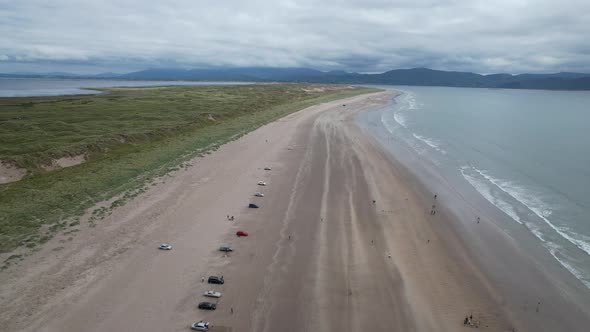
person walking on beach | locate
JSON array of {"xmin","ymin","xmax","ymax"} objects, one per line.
[{"xmin": 434, "ymin": 194, "xmax": 437, "ymax": 200}]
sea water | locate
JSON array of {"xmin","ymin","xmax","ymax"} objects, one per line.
[
  {"xmin": 366, "ymin": 86, "xmax": 590, "ymax": 289},
  {"xmin": 0, "ymin": 78, "xmax": 247, "ymax": 97}
]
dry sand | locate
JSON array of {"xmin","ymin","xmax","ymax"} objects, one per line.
[
  {"xmin": 0, "ymin": 91, "xmax": 570, "ymax": 331},
  {"xmin": 0, "ymin": 161, "xmax": 26, "ymax": 184}
]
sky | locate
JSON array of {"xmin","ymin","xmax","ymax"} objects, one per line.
[{"xmin": 1, "ymin": 0, "xmax": 589, "ymax": 74}]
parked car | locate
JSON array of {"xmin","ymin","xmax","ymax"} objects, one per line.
[
  {"xmin": 203, "ymin": 291, "xmax": 221, "ymax": 298},
  {"xmin": 198, "ymin": 302, "xmax": 217, "ymax": 310},
  {"xmin": 236, "ymin": 230, "xmax": 248, "ymax": 237},
  {"xmin": 219, "ymin": 245, "xmax": 233, "ymax": 252},
  {"xmin": 254, "ymin": 192, "xmax": 264, "ymax": 197},
  {"xmin": 264, "ymin": 167, "xmax": 272, "ymax": 170},
  {"xmin": 208, "ymin": 276, "xmax": 224, "ymax": 284},
  {"xmin": 190, "ymin": 320, "xmax": 210, "ymax": 331},
  {"xmin": 257, "ymin": 181, "xmax": 267, "ymax": 186},
  {"xmin": 158, "ymin": 243, "xmax": 172, "ymax": 250},
  {"xmin": 248, "ymin": 203, "xmax": 259, "ymax": 208}
]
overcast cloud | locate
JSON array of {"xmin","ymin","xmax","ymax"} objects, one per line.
[{"xmin": 1, "ymin": 0, "xmax": 589, "ymax": 74}]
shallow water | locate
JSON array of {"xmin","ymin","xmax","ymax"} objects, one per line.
[
  {"xmin": 359, "ymin": 85, "xmax": 590, "ymax": 289},
  {"xmin": 0, "ymin": 78, "xmax": 247, "ymax": 97}
]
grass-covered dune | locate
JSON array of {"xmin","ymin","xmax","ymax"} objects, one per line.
[{"xmin": 0, "ymin": 84, "xmax": 378, "ymax": 254}]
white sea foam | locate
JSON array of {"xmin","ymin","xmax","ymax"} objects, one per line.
[
  {"xmin": 380, "ymin": 111, "xmax": 396, "ymax": 135},
  {"xmin": 461, "ymin": 165, "xmax": 590, "ymax": 289},
  {"xmin": 412, "ymin": 133, "xmax": 446, "ymax": 154},
  {"xmin": 391, "ymin": 91, "xmax": 420, "ymax": 128},
  {"xmin": 393, "ymin": 112, "xmax": 407, "ymax": 128},
  {"xmin": 471, "ymin": 167, "xmax": 590, "ymax": 257},
  {"xmin": 460, "ymin": 166, "xmax": 523, "ymax": 225},
  {"xmin": 545, "ymin": 242, "xmax": 590, "ymax": 289}
]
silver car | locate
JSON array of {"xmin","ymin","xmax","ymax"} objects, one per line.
[
  {"xmin": 203, "ymin": 290, "xmax": 222, "ymax": 298},
  {"xmin": 191, "ymin": 320, "xmax": 210, "ymax": 331},
  {"xmin": 158, "ymin": 243, "xmax": 172, "ymax": 250}
]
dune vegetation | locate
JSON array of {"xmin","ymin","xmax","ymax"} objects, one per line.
[{"xmin": 0, "ymin": 84, "xmax": 378, "ymax": 254}]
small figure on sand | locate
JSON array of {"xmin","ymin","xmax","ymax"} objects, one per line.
[
  {"xmin": 288, "ymin": 235, "xmax": 291, "ymax": 240},
  {"xmin": 434, "ymin": 194, "xmax": 437, "ymax": 200},
  {"xmin": 201, "ymin": 277, "xmax": 205, "ymax": 283},
  {"xmin": 227, "ymin": 215, "xmax": 230, "ymax": 220},
  {"xmin": 372, "ymin": 200, "xmax": 376, "ymax": 204},
  {"xmin": 477, "ymin": 217, "xmax": 480, "ymax": 224},
  {"xmin": 230, "ymin": 216, "xmax": 235, "ymax": 221},
  {"xmin": 231, "ymin": 307, "xmax": 234, "ymax": 314},
  {"xmin": 462, "ymin": 314, "xmax": 480, "ymax": 328}
]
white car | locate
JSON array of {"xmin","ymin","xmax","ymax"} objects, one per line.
[
  {"xmin": 257, "ymin": 181, "xmax": 267, "ymax": 186},
  {"xmin": 264, "ymin": 166, "xmax": 272, "ymax": 170},
  {"xmin": 254, "ymin": 192, "xmax": 264, "ymax": 197},
  {"xmin": 203, "ymin": 290, "xmax": 222, "ymax": 298},
  {"xmin": 159, "ymin": 243, "xmax": 172, "ymax": 250},
  {"xmin": 191, "ymin": 321, "xmax": 210, "ymax": 331}
]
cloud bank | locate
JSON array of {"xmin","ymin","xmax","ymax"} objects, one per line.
[{"xmin": 1, "ymin": 0, "xmax": 589, "ymax": 74}]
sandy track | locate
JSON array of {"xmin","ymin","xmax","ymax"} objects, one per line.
[{"xmin": 1, "ymin": 91, "xmax": 514, "ymax": 332}]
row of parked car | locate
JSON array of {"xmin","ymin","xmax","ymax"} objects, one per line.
[{"xmin": 188, "ymin": 166, "xmax": 271, "ymax": 330}]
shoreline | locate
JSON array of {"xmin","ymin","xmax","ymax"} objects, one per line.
[
  {"xmin": 1, "ymin": 90, "xmax": 588, "ymax": 331},
  {"xmin": 355, "ymin": 92, "xmax": 590, "ymax": 331}
]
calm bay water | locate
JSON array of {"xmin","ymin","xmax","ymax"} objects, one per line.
[
  {"xmin": 366, "ymin": 86, "xmax": 590, "ymax": 288},
  {"xmin": 0, "ymin": 78, "xmax": 247, "ymax": 97}
]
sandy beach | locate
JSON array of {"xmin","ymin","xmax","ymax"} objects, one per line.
[{"xmin": 1, "ymin": 90, "xmax": 588, "ymax": 332}]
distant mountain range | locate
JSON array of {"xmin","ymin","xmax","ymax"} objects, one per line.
[{"xmin": 2, "ymin": 67, "xmax": 590, "ymax": 90}]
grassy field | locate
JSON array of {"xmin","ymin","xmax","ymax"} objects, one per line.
[{"xmin": 0, "ymin": 84, "xmax": 379, "ymax": 254}]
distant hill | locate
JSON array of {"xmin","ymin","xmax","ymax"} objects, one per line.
[{"xmin": 2, "ymin": 67, "xmax": 590, "ymax": 90}]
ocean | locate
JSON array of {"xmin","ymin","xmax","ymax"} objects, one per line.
[
  {"xmin": 0, "ymin": 78, "xmax": 247, "ymax": 97},
  {"xmin": 359, "ymin": 86, "xmax": 590, "ymax": 289}
]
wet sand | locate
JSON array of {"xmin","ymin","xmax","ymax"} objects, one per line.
[{"xmin": 0, "ymin": 90, "xmax": 585, "ymax": 331}]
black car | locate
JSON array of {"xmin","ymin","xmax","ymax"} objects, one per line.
[
  {"xmin": 198, "ymin": 302, "xmax": 217, "ymax": 310},
  {"xmin": 208, "ymin": 275, "xmax": 224, "ymax": 284},
  {"xmin": 219, "ymin": 246, "xmax": 234, "ymax": 252}
]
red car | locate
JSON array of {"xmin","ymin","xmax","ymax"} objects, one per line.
[{"xmin": 236, "ymin": 230, "xmax": 248, "ymax": 237}]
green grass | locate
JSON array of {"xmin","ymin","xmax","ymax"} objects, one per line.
[{"xmin": 0, "ymin": 84, "xmax": 379, "ymax": 253}]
